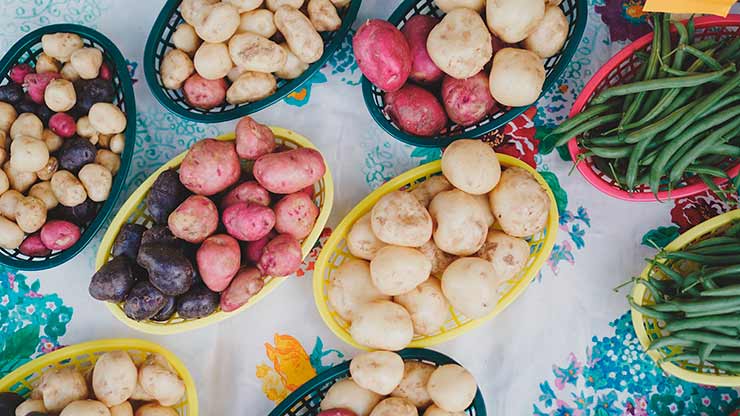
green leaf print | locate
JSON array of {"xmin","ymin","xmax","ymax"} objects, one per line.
[
  {"xmin": 1, "ymin": 324, "xmax": 39, "ymax": 377},
  {"xmin": 539, "ymin": 171, "xmax": 568, "ymax": 216},
  {"xmin": 641, "ymin": 226, "xmax": 680, "ymax": 249}
]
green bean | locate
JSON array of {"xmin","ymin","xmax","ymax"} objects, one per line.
[
  {"xmin": 627, "ymin": 136, "xmax": 653, "ymax": 189},
  {"xmin": 681, "ymin": 44, "xmax": 722, "ymax": 70},
  {"xmin": 672, "ymin": 22, "xmax": 689, "ymax": 70},
  {"xmin": 685, "ymin": 165, "xmax": 730, "ymax": 179},
  {"xmin": 623, "ymin": 102, "xmax": 694, "ymax": 144},
  {"xmin": 701, "ymin": 284, "xmax": 740, "ymax": 297},
  {"xmin": 701, "ymin": 144, "xmax": 740, "ymax": 158},
  {"xmin": 548, "ymin": 103, "xmax": 617, "ymax": 137},
  {"xmin": 650, "ymin": 261, "xmax": 685, "ymax": 285},
  {"xmin": 689, "ymin": 244, "xmax": 740, "ymax": 255},
  {"xmin": 648, "ymin": 335, "xmax": 697, "ymax": 351},
  {"xmin": 660, "ymin": 352, "xmax": 699, "ymax": 363},
  {"xmin": 692, "ymin": 38, "xmax": 719, "ymax": 51},
  {"xmin": 717, "ymin": 37, "xmax": 740, "ymax": 62},
  {"xmin": 674, "ymin": 330, "xmax": 740, "ymax": 347},
  {"xmin": 658, "ymin": 251, "xmax": 740, "ymax": 266},
  {"xmin": 706, "ymin": 352, "xmax": 740, "ymax": 362},
  {"xmin": 668, "ymin": 117, "xmax": 740, "ymax": 183},
  {"xmin": 665, "ymin": 294, "xmax": 740, "ymax": 313},
  {"xmin": 659, "ymin": 14, "xmax": 672, "ymax": 71},
  {"xmin": 725, "ymin": 221, "xmax": 740, "ymax": 236},
  {"xmin": 629, "ymin": 297, "xmax": 675, "ymax": 320},
  {"xmin": 700, "ymin": 343, "xmax": 716, "ymax": 362},
  {"xmin": 661, "ymin": 67, "xmax": 698, "ymax": 76},
  {"xmin": 712, "ymin": 361, "xmax": 740, "ymax": 374},
  {"xmin": 621, "ymin": 16, "xmax": 663, "ymax": 125},
  {"xmin": 708, "ymin": 326, "xmax": 739, "ymax": 337},
  {"xmin": 685, "ymin": 305, "xmax": 740, "ymax": 318},
  {"xmin": 699, "ymin": 264, "xmax": 740, "ymax": 281},
  {"xmin": 640, "ymin": 277, "xmax": 666, "ymax": 302},
  {"xmin": 553, "ymin": 113, "xmax": 622, "ymax": 147},
  {"xmin": 686, "ymin": 16, "xmax": 695, "ymax": 44},
  {"xmin": 664, "ymin": 314, "xmax": 740, "ymax": 332},
  {"xmin": 651, "ymin": 302, "xmax": 683, "ymax": 312},
  {"xmin": 688, "ymin": 236, "xmax": 740, "ymax": 250},
  {"xmin": 586, "ymin": 135, "xmax": 624, "ymax": 146}
]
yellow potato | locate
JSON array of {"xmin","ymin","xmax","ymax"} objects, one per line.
[
  {"xmin": 391, "ymin": 361, "xmax": 435, "ymax": 408},
  {"xmin": 0, "ymin": 102, "xmax": 17, "ymax": 133},
  {"xmin": 238, "ymin": 9, "xmax": 276, "ymax": 38},
  {"xmin": 161, "ymin": 49, "xmax": 194, "ymax": 89},
  {"xmin": 308, "ymin": 0, "xmax": 342, "ymax": 31},
  {"xmin": 195, "ymin": 2, "xmax": 240, "ymax": 42},
  {"xmin": 228, "ymin": 32, "xmax": 287, "ymax": 73},
  {"xmin": 41, "ymin": 32, "xmax": 83, "ymax": 62},
  {"xmin": 410, "ymin": 175, "xmax": 452, "ymax": 208},
  {"xmin": 429, "ymin": 190, "xmax": 488, "ymax": 256},
  {"xmin": 349, "ymin": 351, "xmax": 404, "ymax": 395},
  {"xmin": 274, "ymin": 6, "xmax": 324, "ymax": 64},
  {"xmin": 477, "ymin": 229, "xmax": 530, "ymax": 280},
  {"xmin": 172, "ymin": 23, "xmax": 202, "ymax": 55},
  {"xmin": 441, "ymin": 257, "xmax": 502, "ymax": 318},
  {"xmin": 194, "ymin": 42, "xmax": 232, "ymax": 80},
  {"xmin": 394, "ymin": 277, "xmax": 449, "ymax": 336},
  {"xmin": 346, "ymin": 212, "xmax": 387, "ymax": 260},
  {"xmin": 371, "ymin": 245, "xmax": 431, "ymax": 296},
  {"xmin": 320, "ymin": 379, "xmax": 382, "ymax": 416},
  {"xmin": 441, "ymin": 139, "xmax": 500, "ymax": 195},
  {"xmin": 226, "ymin": 71, "xmax": 277, "ymax": 105},
  {"xmin": 350, "ymin": 300, "xmax": 414, "ymax": 350},
  {"xmin": 70, "ymin": 47, "xmax": 103, "ymax": 79},
  {"xmin": 524, "ymin": 5, "xmax": 568, "ymax": 58},
  {"xmin": 427, "ymin": 364, "xmax": 477, "ymax": 412}
]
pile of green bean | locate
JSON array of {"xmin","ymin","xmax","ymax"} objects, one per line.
[
  {"xmin": 550, "ymin": 13, "xmax": 740, "ymax": 198},
  {"xmin": 630, "ymin": 220, "xmax": 740, "ymax": 374}
]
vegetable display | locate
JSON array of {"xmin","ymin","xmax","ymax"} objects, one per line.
[{"xmin": 559, "ymin": 14, "xmax": 740, "ymax": 200}]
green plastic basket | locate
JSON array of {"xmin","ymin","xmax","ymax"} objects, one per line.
[
  {"xmin": 0, "ymin": 23, "xmax": 136, "ymax": 271},
  {"xmin": 363, "ymin": 0, "xmax": 588, "ymax": 148},
  {"xmin": 268, "ymin": 348, "xmax": 487, "ymax": 416},
  {"xmin": 144, "ymin": 0, "xmax": 361, "ymax": 123}
]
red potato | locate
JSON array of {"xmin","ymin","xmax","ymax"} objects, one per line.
[
  {"xmin": 318, "ymin": 410, "xmax": 358, "ymax": 416},
  {"xmin": 258, "ymin": 233, "xmax": 302, "ymax": 277},
  {"xmin": 244, "ymin": 231, "xmax": 275, "ymax": 263},
  {"xmin": 401, "ymin": 15, "xmax": 443, "ymax": 85},
  {"xmin": 183, "ymin": 73, "xmax": 227, "ymax": 109},
  {"xmin": 274, "ymin": 192, "xmax": 319, "ymax": 240},
  {"xmin": 220, "ymin": 267, "xmax": 265, "ymax": 312},
  {"xmin": 222, "ymin": 202, "xmax": 275, "ymax": 241},
  {"xmin": 385, "ymin": 84, "xmax": 448, "ymax": 137},
  {"xmin": 10, "ymin": 64, "xmax": 33, "ymax": 84},
  {"xmin": 253, "ymin": 148, "xmax": 326, "ymax": 194},
  {"xmin": 49, "ymin": 113, "xmax": 76, "ymax": 138},
  {"xmin": 299, "ymin": 185, "xmax": 314, "ymax": 198},
  {"xmin": 40, "ymin": 220, "xmax": 80, "ymax": 250},
  {"xmin": 235, "ymin": 116, "xmax": 276, "ymax": 160},
  {"xmin": 24, "ymin": 72, "xmax": 61, "ymax": 104},
  {"xmin": 441, "ymin": 71, "xmax": 497, "ymax": 126},
  {"xmin": 197, "ymin": 234, "xmax": 241, "ymax": 292},
  {"xmin": 179, "ymin": 139, "xmax": 241, "ymax": 196},
  {"xmin": 168, "ymin": 195, "xmax": 219, "ymax": 243},
  {"xmin": 353, "ymin": 19, "xmax": 412, "ymax": 92},
  {"xmin": 19, "ymin": 233, "xmax": 51, "ymax": 256},
  {"xmin": 221, "ymin": 181, "xmax": 271, "ymax": 210}
]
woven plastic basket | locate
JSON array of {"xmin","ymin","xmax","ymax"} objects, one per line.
[
  {"xmin": 362, "ymin": 0, "xmax": 587, "ymax": 148},
  {"xmin": 144, "ymin": 0, "xmax": 361, "ymax": 123},
  {"xmin": 95, "ymin": 128, "xmax": 334, "ymax": 334},
  {"xmin": 0, "ymin": 338, "xmax": 198, "ymax": 415},
  {"xmin": 632, "ymin": 209, "xmax": 740, "ymax": 386},
  {"xmin": 314, "ymin": 155, "xmax": 558, "ymax": 350},
  {"xmin": 0, "ymin": 24, "xmax": 136, "ymax": 271},
  {"xmin": 567, "ymin": 15, "xmax": 740, "ymax": 202},
  {"xmin": 268, "ymin": 348, "xmax": 487, "ymax": 416}
]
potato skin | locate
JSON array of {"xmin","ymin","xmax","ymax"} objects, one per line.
[
  {"xmin": 228, "ymin": 32, "xmax": 286, "ymax": 73},
  {"xmin": 346, "ymin": 212, "xmax": 387, "ymax": 260},
  {"xmin": 221, "ymin": 180, "xmax": 270, "ymax": 209},
  {"xmin": 353, "ymin": 19, "xmax": 411, "ymax": 92},
  {"xmin": 222, "ymin": 202, "xmax": 275, "ymax": 241},
  {"xmin": 235, "ymin": 116, "xmax": 276, "ymax": 160},
  {"xmin": 320, "ymin": 379, "xmax": 382, "ymax": 416},
  {"xmin": 477, "ymin": 229, "xmax": 530, "ymax": 280},
  {"xmin": 179, "ymin": 139, "xmax": 240, "ymax": 196},
  {"xmin": 220, "ymin": 267, "xmax": 264, "ymax": 312},
  {"xmin": 137, "ymin": 243, "xmax": 196, "ymax": 296},
  {"xmin": 349, "ymin": 351, "xmax": 405, "ymax": 395},
  {"xmin": 370, "ymin": 245, "xmax": 431, "ymax": 296},
  {"xmin": 89, "ymin": 255, "xmax": 136, "ymax": 301},
  {"xmin": 486, "ymin": 0, "xmax": 545, "ymax": 43},
  {"xmin": 168, "ymin": 195, "xmax": 219, "ymax": 243},
  {"xmin": 226, "ymin": 71, "xmax": 277, "ymax": 105},
  {"xmin": 183, "ymin": 74, "xmax": 227, "ymax": 109},
  {"xmin": 327, "ymin": 259, "xmax": 390, "ymax": 322},
  {"xmin": 391, "ymin": 361, "xmax": 435, "ymax": 408},
  {"xmin": 401, "ymin": 15, "xmax": 442, "ymax": 85},
  {"xmin": 410, "ymin": 175, "xmax": 453, "ymax": 208},
  {"xmin": 441, "ymin": 257, "xmax": 501, "ymax": 318},
  {"xmin": 38, "ymin": 366, "xmax": 89, "ymax": 412},
  {"xmin": 488, "ymin": 48, "xmax": 545, "ymax": 107},
  {"xmin": 427, "ymin": 364, "xmax": 477, "ymax": 412},
  {"xmin": 0, "ymin": 216, "xmax": 24, "ymax": 249},
  {"xmin": 253, "ymin": 147, "xmax": 326, "ymax": 194},
  {"xmin": 417, "ymin": 239, "xmax": 455, "ymax": 277},
  {"xmin": 429, "ymin": 190, "xmax": 488, "ymax": 256},
  {"xmin": 197, "ymin": 234, "xmax": 241, "ymax": 292},
  {"xmin": 308, "ymin": 0, "xmax": 342, "ymax": 31},
  {"xmin": 161, "ymin": 49, "xmax": 194, "ymax": 89},
  {"xmin": 488, "ymin": 167, "xmax": 550, "ymax": 237},
  {"xmin": 441, "ymin": 139, "xmax": 500, "ymax": 195},
  {"xmin": 274, "ymin": 6, "xmax": 324, "ymax": 64},
  {"xmin": 177, "ymin": 283, "xmax": 219, "ymax": 319},
  {"xmin": 427, "ymin": 8, "xmax": 492, "ymax": 79},
  {"xmin": 441, "ymin": 72, "xmax": 496, "ymax": 127},
  {"xmin": 146, "ymin": 168, "xmax": 190, "ymax": 224},
  {"xmin": 92, "ymin": 351, "xmax": 137, "ymax": 407},
  {"xmin": 394, "ymin": 277, "xmax": 449, "ymax": 336},
  {"xmin": 524, "ymin": 5, "xmax": 568, "ymax": 58},
  {"xmin": 40, "ymin": 219, "xmax": 80, "ymax": 250},
  {"xmin": 369, "ymin": 397, "xmax": 417, "ymax": 416},
  {"xmin": 385, "ymin": 84, "xmax": 448, "ymax": 137},
  {"xmin": 350, "ymin": 300, "xmax": 414, "ymax": 351},
  {"xmin": 19, "ymin": 233, "xmax": 51, "ymax": 257},
  {"xmin": 258, "ymin": 233, "xmax": 302, "ymax": 276},
  {"xmin": 370, "ymin": 191, "xmax": 432, "ymax": 247},
  {"xmin": 274, "ymin": 192, "xmax": 319, "ymax": 239}
]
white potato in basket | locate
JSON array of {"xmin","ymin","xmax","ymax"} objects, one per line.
[
  {"xmin": 394, "ymin": 277, "xmax": 449, "ymax": 336},
  {"xmin": 327, "ymin": 258, "xmax": 390, "ymax": 321},
  {"xmin": 441, "ymin": 257, "xmax": 502, "ymax": 319},
  {"xmin": 441, "ymin": 139, "xmax": 500, "ymax": 195},
  {"xmin": 477, "ymin": 229, "xmax": 530, "ymax": 280},
  {"xmin": 524, "ymin": 5, "xmax": 569, "ymax": 58},
  {"xmin": 370, "ymin": 245, "xmax": 431, "ymax": 296},
  {"xmin": 427, "ymin": 364, "xmax": 477, "ymax": 412},
  {"xmin": 429, "ymin": 190, "xmax": 488, "ymax": 256},
  {"xmin": 488, "ymin": 167, "xmax": 550, "ymax": 237},
  {"xmin": 371, "ymin": 191, "xmax": 432, "ymax": 248},
  {"xmin": 410, "ymin": 175, "xmax": 453, "ymax": 208},
  {"xmin": 350, "ymin": 351, "xmax": 404, "ymax": 395},
  {"xmin": 427, "ymin": 8, "xmax": 492, "ymax": 79},
  {"xmin": 350, "ymin": 300, "xmax": 414, "ymax": 350},
  {"xmin": 486, "ymin": 0, "xmax": 545, "ymax": 43},
  {"xmin": 434, "ymin": 0, "xmax": 484, "ymax": 12},
  {"xmin": 321, "ymin": 378, "xmax": 382, "ymax": 416},
  {"xmin": 489, "ymin": 48, "xmax": 545, "ymax": 107}
]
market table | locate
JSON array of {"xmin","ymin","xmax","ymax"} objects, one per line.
[{"xmin": 2, "ymin": 1, "xmax": 740, "ymax": 414}]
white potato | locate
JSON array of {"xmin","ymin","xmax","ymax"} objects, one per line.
[
  {"xmin": 427, "ymin": 364, "xmax": 477, "ymax": 412},
  {"xmin": 320, "ymin": 379, "xmax": 382, "ymax": 416},
  {"xmin": 109, "ymin": 133, "xmax": 125, "ymax": 154},
  {"xmin": 195, "ymin": 2, "xmax": 240, "ymax": 42},
  {"xmin": 266, "ymin": 0, "xmax": 304, "ymax": 11},
  {"xmin": 350, "ymin": 300, "xmax": 414, "ymax": 351},
  {"xmin": 59, "ymin": 400, "xmax": 110, "ymax": 416},
  {"xmin": 11, "ymin": 113, "xmax": 43, "ymax": 140},
  {"xmin": 43, "ymin": 129, "xmax": 63, "ymax": 152},
  {"xmin": 61, "ymin": 62, "xmax": 80, "ymax": 81},
  {"xmin": 424, "ymin": 405, "xmax": 466, "ymax": 416},
  {"xmin": 110, "ymin": 402, "xmax": 133, "ymax": 416},
  {"xmin": 473, "ymin": 193, "xmax": 494, "ymax": 228},
  {"xmin": 477, "ymin": 229, "xmax": 530, "ymax": 280},
  {"xmin": 346, "ymin": 212, "xmax": 387, "ymax": 260},
  {"xmin": 370, "ymin": 397, "xmax": 418, "ymax": 416},
  {"xmin": 38, "ymin": 367, "xmax": 89, "ymax": 412},
  {"xmin": 275, "ymin": 43, "xmax": 309, "ymax": 79},
  {"xmin": 194, "ymin": 42, "xmax": 232, "ymax": 80},
  {"xmin": 96, "ymin": 149, "xmax": 121, "ymax": 175},
  {"xmin": 274, "ymin": 6, "xmax": 324, "ymax": 64},
  {"xmin": 524, "ymin": 5, "xmax": 568, "ymax": 58},
  {"xmin": 228, "ymin": 32, "xmax": 287, "ymax": 72},
  {"xmin": 441, "ymin": 257, "xmax": 502, "ymax": 318},
  {"xmin": 134, "ymin": 404, "xmax": 178, "ymax": 416},
  {"xmin": 0, "ymin": 102, "xmax": 17, "ymax": 133},
  {"xmin": 129, "ymin": 377, "xmax": 155, "ymax": 401},
  {"xmin": 328, "ymin": 259, "xmax": 390, "ymax": 322},
  {"xmin": 35, "ymin": 52, "xmax": 61, "ymax": 73},
  {"xmin": 29, "ymin": 181, "xmax": 58, "ymax": 210},
  {"xmin": 371, "ymin": 245, "xmax": 431, "ymax": 296},
  {"xmin": 51, "ymin": 170, "xmax": 87, "ymax": 207},
  {"xmin": 0, "ymin": 169, "xmax": 7, "ymax": 195},
  {"xmin": 89, "ymin": 103, "xmax": 127, "ymax": 135},
  {"xmin": 0, "ymin": 189, "xmax": 23, "ymax": 219},
  {"xmin": 429, "ymin": 190, "xmax": 488, "ymax": 256},
  {"xmin": 10, "ymin": 135, "xmax": 49, "ymax": 173},
  {"xmin": 0, "ymin": 216, "xmax": 23, "ymax": 249},
  {"xmin": 441, "ymin": 139, "xmax": 500, "ymax": 195},
  {"xmin": 15, "ymin": 399, "xmax": 47, "ymax": 416},
  {"xmin": 35, "ymin": 156, "xmax": 58, "ymax": 182},
  {"xmin": 172, "ymin": 23, "xmax": 202, "ymax": 55},
  {"xmin": 391, "ymin": 361, "xmax": 435, "ymax": 408},
  {"xmin": 70, "ymin": 47, "xmax": 103, "ymax": 79},
  {"xmin": 76, "ymin": 116, "xmax": 96, "ymax": 138},
  {"xmin": 394, "ymin": 277, "xmax": 449, "ymax": 336},
  {"xmin": 486, "ymin": 0, "xmax": 545, "ymax": 43},
  {"xmin": 138, "ymin": 355, "xmax": 186, "ymax": 407},
  {"xmin": 238, "ymin": 9, "xmax": 276, "ymax": 38},
  {"xmin": 427, "ymin": 8, "xmax": 491, "ymax": 79},
  {"xmin": 226, "ymin": 0, "xmax": 264, "ymax": 12},
  {"xmin": 92, "ymin": 351, "xmax": 137, "ymax": 407},
  {"xmin": 330, "ymin": 0, "xmax": 350, "ymax": 6},
  {"xmin": 41, "ymin": 32, "xmax": 83, "ymax": 62},
  {"xmin": 308, "ymin": 0, "xmax": 342, "ymax": 31},
  {"xmin": 226, "ymin": 71, "xmax": 277, "ymax": 104},
  {"xmin": 410, "ymin": 175, "xmax": 453, "ymax": 208},
  {"xmin": 4, "ymin": 162, "xmax": 37, "ymax": 193},
  {"xmin": 416, "ymin": 239, "xmax": 455, "ymax": 277},
  {"xmin": 350, "ymin": 351, "xmax": 404, "ymax": 395},
  {"xmin": 44, "ymin": 79, "xmax": 76, "ymax": 112},
  {"xmin": 434, "ymin": 0, "xmax": 483, "ymax": 12},
  {"xmin": 181, "ymin": 0, "xmax": 218, "ymax": 26},
  {"xmin": 161, "ymin": 49, "xmax": 194, "ymax": 89},
  {"xmin": 15, "ymin": 196, "xmax": 47, "ymax": 233},
  {"xmin": 370, "ymin": 191, "xmax": 432, "ymax": 247},
  {"xmin": 489, "ymin": 48, "xmax": 545, "ymax": 114},
  {"xmin": 488, "ymin": 167, "xmax": 550, "ymax": 237}
]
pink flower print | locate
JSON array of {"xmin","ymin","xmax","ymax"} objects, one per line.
[
  {"xmin": 1, "ymin": 294, "xmax": 8, "ymax": 306},
  {"xmin": 553, "ymin": 352, "xmax": 582, "ymax": 389},
  {"xmin": 668, "ymin": 403, "xmax": 678, "ymax": 413},
  {"xmin": 39, "ymin": 338, "xmax": 56, "ymax": 353},
  {"xmin": 675, "ymin": 385, "xmax": 684, "ymax": 396},
  {"xmin": 8, "ymin": 273, "xmax": 16, "ymax": 290},
  {"xmin": 25, "ymin": 305, "xmax": 35, "ymax": 314},
  {"xmin": 46, "ymin": 301, "xmax": 56, "ymax": 311},
  {"xmin": 721, "ymin": 393, "xmax": 731, "ymax": 402},
  {"xmin": 701, "ymin": 397, "xmax": 711, "ymax": 406},
  {"xmin": 27, "ymin": 291, "xmax": 43, "ymax": 299}
]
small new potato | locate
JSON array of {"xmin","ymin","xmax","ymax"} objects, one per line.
[
  {"xmin": 429, "ymin": 190, "xmax": 488, "ymax": 256},
  {"xmin": 228, "ymin": 32, "xmax": 286, "ymax": 73},
  {"xmin": 320, "ymin": 379, "xmax": 382, "ymax": 416},
  {"xmin": 15, "ymin": 399, "xmax": 47, "ymax": 416},
  {"xmin": 276, "ymin": 43, "xmax": 309, "ymax": 79},
  {"xmin": 417, "ymin": 239, "xmax": 455, "ymax": 277},
  {"xmin": 51, "ymin": 170, "xmax": 87, "ymax": 207},
  {"xmin": 59, "ymin": 400, "xmax": 111, "ymax": 416},
  {"xmin": 441, "ymin": 257, "xmax": 502, "ymax": 318},
  {"xmin": 61, "ymin": 62, "xmax": 80, "ymax": 81},
  {"xmin": 70, "ymin": 47, "xmax": 103, "ymax": 79},
  {"xmin": 76, "ymin": 116, "xmax": 96, "ymax": 138},
  {"xmin": 238, "ymin": 9, "xmax": 277, "ymax": 38},
  {"xmin": 327, "ymin": 259, "xmax": 390, "ymax": 322},
  {"xmin": 369, "ymin": 398, "xmax": 417, "ymax": 416},
  {"xmin": 427, "ymin": 8, "xmax": 492, "ymax": 79},
  {"xmin": 353, "ymin": 19, "xmax": 411, "ymax": 92},
  {"xmin": 524, "ymin": 6, "xmax": 568, "ymax": 58},
  {"xmin": 38, "ymin": 366, "xmax": 89, "ymax": 412},
  {"xmin": 346, "ymin": 212, "xmax": 387, "ymax": 260},
  {"xmin": 427, "ymin": 364, "xmax": 477, "ymax": 412},
  {"xmin": 0, "ymin": 102, "xmax": 17, "ymax": 133},
  {"xmin": 234, "ymin": 116, "xmax": 276, "ymax": 160},
  {"xmin": 253, "ymin": 147, "xmax": 326, "ymax": 194},
  {"xmin": 434, "ymin": 0, "xmax": 484, "ymax": 12},
  {"xmin": 183, "ymin": 74, "xmax": 227, "ymax": 109},
  {"xmin": 89, "ymin": 103, "xmax": 127, "ymax": 134},
  {"xmin": 350, "ymin": 351, "xmax": 405, "ymax": 395},
  {"xmin": 391, "ymin": 361, "xmax": 435, "ymax": 408},
  {"xmin": 258, "ymin": 233, "xmax": 302, "ymax": 277},
  {"xmin": 92, "ymin": 351, "xmax": 137, "ymax": 407},
  {"xmin": 394, "ymin": 277, "xmax": 449, "ymax": 335},
  {"xmin": 4, "ymin": 162, "xmax": 37, "ymax": 193},
  {"xmin": 488, "ymin": 167, "xmax": 550, "ymax": 237},
  {"xmin": 40, "ymin": 220, "xmax": 81, "ymax": 250},
  {"xmin": 0, "ymin": 189, "xmax": 22, "ymax": 219},
  {"xmin": 350, "ymin": 300, "xmax": 414, "ymax": 350},
  {"xmin": 181, "ymin": 0, "xmax": 218, "ymax": 26},
  {"xmin": 172, "ymin": 23, "xmax": 202, "ymax": 55},
  {"xmin": 96, "ymin": 149, "xmax": 121, "ymax": 174},
  {"xmin": 441, "ymin": 72, "xmax": 497, "ymax": 127},
  {"xmin": 197, "ymin": 234, "xmax": 241, "ymax": 291},
  {"xmin": 441, "ymin": 139, "xmax": 500, "ymax": 195},
  {"xmin": 266, "ymin": 0, "xmax": 304, "ymax": 11},
  {"xmin": 220, "ymin": 267, "xmax": 264, "ymax": 312},
  {"xmin": 10, "ymin": 135, "xmax": 49, "ymax": 173},
  {"xmin": 370, "ymin": 191, "xmax": 432, "ymax": 247},
  {"xmin": 221, "ymin": 180, "xmax": 271, "ymax": 208},
  {"xmin": 135, "ymin": 404, "xmax": 178, "ymax": 416},
  {"xmin": 43, "ymin": 129, "xmax": 63, "ymax": 152},
  {"xmin": 41, "ymin": 32, "xmax": 83, "ymax": 62},
  {"xmin": 110, "ymin": 133, "xmax": 125, "ymax": 154},
  {"xmin": 477, "ymin": 230, "xmax": 530, "ymax": 280},
  {"xmin": 0, "ymin": 217, "xmax": 23, "ymax": 249},
  {"xmin": 179, "ymin": 139, "xmax": 240, "ymax": 195},
  {"xmin": 138, "ymin": 356, "xmax": 186, "ymax": 406},
  {"xmin": 489, "ymin": 48, "xmax": 545, "ymax": 107},
  {"xmin": 194, "ymin": 42, "xmax": 233, "ymax": 80},
  {"xmin": 78, "ymin": 163, "xmax": 113, "ymax": 202},
  {"xmin": 11, "ymin": 113, "xmax": 43, "ymax": 140},
  {"xmin": 195, "ymin": 2, "xmax": 240, "ymax": 42},
  {"xmin": 274, "ymin": 192, "xmax": 318, "ymax": 239},
  {"xmin": 29, "ymin": 182, "xmax": 57, "ymax": 210},
  {"xmin": 226, "ymin": 0, "xmax": 264, "ymax": 12},
  {"xmin": 486, "ymin": 0, "xmax": 545, "ymax": 43},
  {"xmin": 44, "ymin": 78, "xmax": 76, "ymax": 112},
  {"xmin": 36, "ymin": 52, "xmax": 61, "ymax": 73},
  {"xmin": 168, "ymin": 195, "xmax": 219, "ymax": 243},
  {"xmin": 371, "ymin": 245, "xmax": 431, "ymax": 296},
  {"xmin": 227, "ymin": 71, "xmax": 277, "ymax": 105},
  {"xmin": 15, "ymin": 196, "xmax": 47, "ymax": 233},
  {"xmin": 308, "ymin": 0, "xmax": 342, "ymax": 31},
  {"xmin": 385, "ymin": 84, "xmax": 448, "ymax": 137},
  {"xmin": 424, "ymin": 405, "xmax": 466, "ymax": 416},
  {"xmin": 161, "ymin": 49, "xmax": 194, "ymax": 89},
  {"xmin": 402, "ymin": 15, "xmax": 443, "ymax": 85},
  {"xmin": 411, "ymin": 175, "xmax": 452, "ymax": 208},
  {"xmin": 222, "ymin": 202, "xmax": 275, "ymax": 241},
  {"xmin": 274, "ymin": 6, "xmax": 324, "ymax": 64}
]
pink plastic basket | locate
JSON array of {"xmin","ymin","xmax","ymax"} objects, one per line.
[{"xmin": 567, "ymin": 15, "xmax": 740, "ymax": 202}]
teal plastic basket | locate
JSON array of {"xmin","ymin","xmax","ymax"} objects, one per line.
[
  {"xmin": 268, "ymin": 348, "xmax": 487, "ymax": 416},
  {"xmin": 144, "ymin": 0, "xmax": 361, "ymax": 123},
  {"xmin": 0, "ymin": 23, "xmax": 136, "ymax": 270},
  {"xmin": 363, "ymin": 0, "xmax": 588, "ymax": 148}
]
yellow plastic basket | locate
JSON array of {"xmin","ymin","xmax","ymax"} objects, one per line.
[
  {"xmin": 314, "ymin": 155, "xmax": 559, "ymax": 349},
  {"xmin": 0, "ymin": 338, "xmax": 198, "ymax": 415},
  {"xmin": 96, "ymin": 127, "xmax": 334, "ymax": 334},
  {"xmin": 631, "ymin": 209, "xmax": 740, "ymax": 387}
]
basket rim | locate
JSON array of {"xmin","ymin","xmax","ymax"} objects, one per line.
[
  {"xmin": 361, "ymin": 0, "xmax": 589, "ymax": 148},
  {"xmin": 631, "ymin": 209, "xmax": 740, "ymax": 387},
  {"xmin": 313, "ymin": 155, "xmax": 559, "ymax": 350},
  {"xmin": 143, "ymin": 0, "xmax": 361, "ymax": 123},
  {"xmin": 267, "ymin": 347, "xmax": 487, "ymax": 416},
  {"xmin": 94, "ymin": 127, "xmax": 334, "ymax": 334},
  {"xmin": 567, "ymin": 15, "xmax": 740, "ymax": 202},
  {"xmin": 0, "ymin": 338, "xmax": 199, "ymax": 415},
  {"xmin": 0, "ymin": 23, "xmax": 136, "ymax": 271}
]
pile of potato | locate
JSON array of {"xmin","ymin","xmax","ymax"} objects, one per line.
[
  {"xmin": 90, "ymin": 116, "xmax": 326, "ymax": 323},
  {"xmin": 353, "ymin": 0, "xmax": 568, "ymax": 136},
  {"xmin": 330, "ymin": 139, "xmax": 550, "ymax": 350},
  {"xmin": 2, "ymin": 351, "xmax": 185, "ymax": 416},
  {"xmin": 0, "ymin": 32, "xmax": 126, "ymax": 255},
  {"xmin": 319, "ymin": 351, "xmax": 479, "ymax": 416},
  {"xmin": 159, "ymin": 0, "xmax": 348, "ymax": 109}
]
